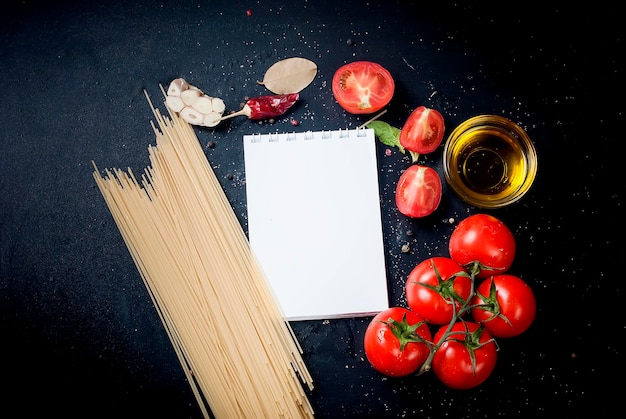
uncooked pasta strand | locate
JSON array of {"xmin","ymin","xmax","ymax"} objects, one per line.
[{"xmin": 91, "ymin": 90, "xmax": 314, "ymax": 418}]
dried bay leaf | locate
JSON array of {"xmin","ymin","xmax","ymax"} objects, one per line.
[{"xmin": 259, "ymin": 57, "xmax": 318, "ymax": 94}]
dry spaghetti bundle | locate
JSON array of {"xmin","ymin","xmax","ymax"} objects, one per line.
[{"xmin": 92, "ymin": 91, "xmax": 314, "ymax": 418}]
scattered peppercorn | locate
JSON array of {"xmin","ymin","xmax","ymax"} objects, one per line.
[
  {"xmin": 207, "ymin": 141, "xmax": 216, "ymax": 149},
  {"xmin": 226, "ymin": 173, "xmax": 234, "ymax": 180}
]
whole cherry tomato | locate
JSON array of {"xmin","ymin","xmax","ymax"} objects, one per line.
[
  {"xmin": 448, "ymin": 213, "xmax": 516, "ymax": 278},
  {"xmin": 471, "ymin": 274, "xmax": 536, "ymax": 338},
  {"xmin": 331, "ymin": 61, "xmax": 395, "ymax": 114},
  {"xmin": 364, "ymin": 307, "xmax": 433, "ymax": 377},
  {"xmin": 432, "ymin": 321, "xmax": 497, "ymax": 390},
  {"xmin": 405, "ymin": 257, "xmax": 471, "ymax": 325},
  {"xmin": 395, "ymin": 164, "xmax": 442, "ymax": 218},
  {"xmin": 399, "ymin": 106, "xmax": 445, "ymax": 154}
]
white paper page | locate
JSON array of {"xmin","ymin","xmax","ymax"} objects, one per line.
[{"xmin": 243, "ymin": 129, "xmax": 389, "ymax": 320}]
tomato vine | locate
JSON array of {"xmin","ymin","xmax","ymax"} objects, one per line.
[
  {"xmin": 416, "ymin": 264, "xmax": 495, "ymax": 376},
  {"xmin": 364, "ymin": 213, "xmax": 537, "ymax": 390}
]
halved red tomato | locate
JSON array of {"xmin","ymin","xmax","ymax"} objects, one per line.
[
  {"xmin": 399, "ymin": 106, "xmax": 445, "ymax": 154},
  {"xmin": 331, "ymin": 61, "xmax": 395, "ymax": 114},
  {"xmin": 395, "ymin": 164, "xmax": 442, "ymax": 218}
]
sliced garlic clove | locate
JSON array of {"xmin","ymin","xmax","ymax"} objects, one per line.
[
  {"xmin": 181, "ymin": 89, "xmax": 201, "ymax": 106},
  {"xmin": 192, "ymin": 95, "xmax": 213, "ymax": 114},
  {"xmin": 166, "ymin": 79, "xmax": 224, "ymax": 127},
  {"xmin": 203, "ymin": 112, "xmax": 222, "ymax": 127},
  {"xmin": 211, "ymin": 97, "xmax": 226, "ymax": 114},
  {"xmin": 165, "ymin": 95, "xmax": 185, "ymax": 113},
  {"xmin": 180, "ymin": 107, "xmax": 204, "ymax": 125},
  {"xmin": 167, "ymin": 78, "xmax": 189, "ymax": 97}
]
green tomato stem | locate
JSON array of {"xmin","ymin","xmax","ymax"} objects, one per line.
[{"xmin": 416, "ymin": 269, "xmax": 477, "ymax": 375}]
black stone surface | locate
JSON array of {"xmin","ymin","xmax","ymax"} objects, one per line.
[{"xmin": 1, "ymin": 1, "xmax": 622, "ymax": 417}]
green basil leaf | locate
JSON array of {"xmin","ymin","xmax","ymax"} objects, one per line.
[{"xmin": 367, "ymin": 120, "xmax": 405, "ymax": 154}]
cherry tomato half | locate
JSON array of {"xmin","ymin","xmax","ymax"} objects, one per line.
[
  {"xmin": 432, "ymin": 321, "xmax": 497, "ymax": 390},
  {"xmin": 364, "ymin": 307, "xmax": 432, "ymax": 377},
  {"xmin": 405, "ymin": 257, "xmax": 471, "ymax": 325},
  {"xmin": 399, "ymin": 106, "xmax": 445, "ymax": 154},
  {"xmin": 448, "ymin": 213, "xmax": 516, "ymax": 279},
  {"xmin": 331, "ymin": 61, "xmax": 395, "ymax": 114},
  {"xmin": 471, "ymin": 274, "xmax": 536, "ymax": 338},
  {"xmin": 395, "ymin": 164, "xmax": 442, "ymax": 218}
]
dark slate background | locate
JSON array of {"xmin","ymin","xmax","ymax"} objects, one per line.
[{"xmin": 1, "ymin": 1, "xmax": 622, "ymax": 417}]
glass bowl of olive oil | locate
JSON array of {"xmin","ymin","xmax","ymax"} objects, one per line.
[{"xmin": 443, "ymin": 115, "xmax": 538, "ymax": 208}]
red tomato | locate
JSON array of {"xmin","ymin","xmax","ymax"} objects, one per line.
[
  {"xmin": 399, "ymin": 106, "xmax": 445, "ymax": 154},
  {"xmin": 471, "ymin": 274, "xmax": 536, "ymax": 338},
  {"xmin": 364, "ymin": 307, "xmax": 432, "ymax": 377},
  {"xmin": 448, "ymin": 213, "xmax": 516, "ymax": 279},
  {"xmin": 395, "ymin": 164, "xmax": 442, "ymax": 218},
  {"xmin": 432, "ymin": 321, "xmax": 497, "ymax": 390},
  {"xmin": 331, "ymin": 61, "xmax": 395, "ymax": 114},
  {"xmin": 405, "ymin": 257, "xmax": 471, "ymax": 325}
]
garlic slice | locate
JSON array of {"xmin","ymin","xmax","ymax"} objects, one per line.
[
  {"xmin": 193, "ymin": 95, "xmax": 213, "ymax": 114},
  {"xmin": 165, "ymin": 95, "xmax": 185, "ymax": 113},
  {"xmin": 165, "ymin": 78, "xmax": 226, "ymax": 127},
  {"xmin": 211, "ymin": 97, "xmax": 226, "ymax": 114},
  {"xmin": 203, "ymin": 112, "xmax": 222, "ymax": 127},
  {"xmin": 167, "ymin": 78, "xmax": 189, "ymax": 97},
  {"xmin": 181, "ymin": 89, "xmax": 201, "ymax": 106},
  {"xmin": 180, "ymin": 107, "xmax": 204, "ymax": 125}
]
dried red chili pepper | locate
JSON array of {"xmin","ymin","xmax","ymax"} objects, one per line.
[{"xmin": 221, "ymin": 93, "xmax": 299, "ymax": 121}]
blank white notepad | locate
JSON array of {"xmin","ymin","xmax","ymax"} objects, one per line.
[{"xmin": 243, "ymin": 128, "xmax": 389, "ymax": 320}]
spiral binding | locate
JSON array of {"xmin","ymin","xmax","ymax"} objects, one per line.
[{"xmin": 245, "ymin": 128, "xmax": 372, "ymax": 144}]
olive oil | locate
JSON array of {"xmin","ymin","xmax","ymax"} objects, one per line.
[{"xmin": 443, "ymin": 115, "xmax": 537, "ymax": 208}]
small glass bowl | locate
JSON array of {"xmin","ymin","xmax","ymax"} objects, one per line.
[{"xmin": 442, "ymin": 115, "xmax": 538, "ymax": 208}]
